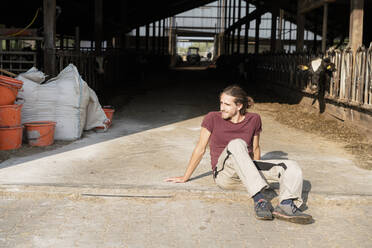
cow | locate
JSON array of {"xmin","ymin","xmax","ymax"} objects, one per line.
[
  {"xmin": 95, "ymin": 56, "xmax": 106, "ymax": 75},
  {"xmin": 298, "ymin": 56, "xmax": 335, "ymax": 113}
]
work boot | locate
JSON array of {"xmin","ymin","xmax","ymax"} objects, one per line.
[
  {"xmin": 272, "ymin": 202, "xmax": 312, "ymax": 224},
  {"xmin": 254, "ymin": 199, "xmax": 273, "ymax": 220}
]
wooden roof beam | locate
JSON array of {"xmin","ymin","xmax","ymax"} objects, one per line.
[
  {"xmin": 224, "ymin": 8, "xmax": 267, "ymax": 34},
  {"xmin": 299, "ymin": 0, "xmax": 336, "ymax": 14}
]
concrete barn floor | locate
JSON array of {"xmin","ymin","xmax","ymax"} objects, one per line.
[{"xmin": 0, "ymin": 69, "xmax": 371, "ymax": 248}]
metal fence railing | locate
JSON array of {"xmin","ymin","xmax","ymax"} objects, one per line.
[
  {"xmin": 247, "ymin": 43, "xmax": 372, "ymax": 110},
  {"xmin": 55, "ymin": 49, "xmax": 171, "ymax": 95},
  {"xmin": 0, "ymin": 51, "xmax": 37, "ymax": 74},
  {"xmin": 327, "ymin": 44, "xmax": 372, "ymax": 106},
  {"xmin": 56, "ymin": 50, "xmax": 98, "ymax": 91}
]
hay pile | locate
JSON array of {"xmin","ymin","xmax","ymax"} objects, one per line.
[{"xmin": 258, "ymin": 101, "xmax": 372, "ymax": 170}]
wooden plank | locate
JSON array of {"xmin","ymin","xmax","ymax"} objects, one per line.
[{"xmin": 349, "ymin": 0, "xmax": 364, "ymax": 55}]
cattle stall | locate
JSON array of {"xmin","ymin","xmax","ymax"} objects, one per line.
[{"xmin": 244, "ymin": 44, "xmax": 372, "ymax": 109}]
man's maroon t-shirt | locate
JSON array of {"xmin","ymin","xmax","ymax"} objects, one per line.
[{"xmin": 201, "ymin": 111, "xmax": 262, "ymax": 170}]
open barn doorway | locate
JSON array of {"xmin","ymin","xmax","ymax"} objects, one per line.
[{"xmin": 175, "ymin": 37, "xmax": 215, "ymax": 67}]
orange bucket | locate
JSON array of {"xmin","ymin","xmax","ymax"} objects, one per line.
[
  {"xmin": 0, "ymin": 104, "xmax": 22, "ymax": 127},
  {"xmin": 0, "ymin": 125, "xmax": 23, "ymax": 150},
  {"xmin": 24, "ymin": 121, "xmax": 56, "ymax": 147},
  {"xmin": 95, "ymin": 107, "xmax": 115, "ymax": 131},
  {"xmin": 103, "ymin": 107, "xmax": 115, "ymax": 127},
  {"xmin": 103, "ymin": 107, "xmax": 115, "ymax": 122},
  {"xmin": 0, "ymin": 76, "xmax": 23, "ymax": 106}
]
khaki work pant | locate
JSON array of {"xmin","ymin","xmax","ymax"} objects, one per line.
[{"xmin": 214, "ymin": 139, "xmax": 304, "ymax": 207}]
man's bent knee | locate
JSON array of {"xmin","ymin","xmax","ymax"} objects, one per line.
[
  {"xmin": 285, "ymin": 160, "xmax": 303, "ymax": 179},
  {"xmin": 227, "ymin": 138, "xmax": 247, "ymax": 152}
]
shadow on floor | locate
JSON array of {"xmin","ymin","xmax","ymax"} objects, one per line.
[{"xmin": 0, "ymin": 68, "xmax": 224, "ymax": 168}]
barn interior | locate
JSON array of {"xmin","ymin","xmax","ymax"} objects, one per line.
[
  {"xmin": 1, "ymin": 3, "xmax": 372, "ymax": 244},
  {"xmin": 0, "ymin": 0, "xmax": 370, "ymax": 129}
]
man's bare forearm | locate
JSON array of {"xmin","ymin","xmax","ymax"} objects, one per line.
[
  {"xmin": 182, "ymin": 146, "xmax": 205, "ymax": 181},
  {"xmin": 252, "ymin": 135, "xmax": 261, "ymax": 160},
  {"xmin": 253, "ymin": 146, "xmax": 261, "ymax": 160},
  {"xmin": 165, "ymin": 127, "xmax": 210, "ymax": 183}
]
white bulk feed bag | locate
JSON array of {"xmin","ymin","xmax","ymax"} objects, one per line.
[
  {"xmin": 45, "ymin": 64, "xmax": 90, "ymax": 140},
  {"xmin": 85, "ymin": 87, "xmax": 108, "ymax": 131},
  {"xmin": 16, "ymin": 67, "xmax": 49, "ymax": 125},
  {"xmin": 16, "ymin": 64, "xmax": 108, "ymax": 141},
  {"xmin": 17, "ymin": 67, "xmax": 46, "ymax": 84}
]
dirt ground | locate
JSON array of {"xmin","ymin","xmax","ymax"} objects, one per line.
[{"xmin": 255, "ymin": 101, "xmax": 372, "ymax": 170}]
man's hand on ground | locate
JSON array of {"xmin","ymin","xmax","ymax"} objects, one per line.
[{"xmin": 164, "ymin": 176, "xmax": 188, "ymax": 183}]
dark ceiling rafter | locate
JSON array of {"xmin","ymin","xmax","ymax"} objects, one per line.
[
  {"xmin": 244, "ymin": 0, "xmax": 352, "ymax": 39},
  {"xmin": 298, "ymin": 0, "xmax": 337, "ymax": 14},
  {"xmin": 0, "ymin": 0, "xmax": 368, "ymax": 43},
  {"xmin": 224, "ymin": 8, "xmax": 268, "ymax": 34}
]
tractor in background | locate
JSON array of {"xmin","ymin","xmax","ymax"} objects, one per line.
[{"xmin": 186, "ymin": 47, "xmax": 201, "ymax": 65}]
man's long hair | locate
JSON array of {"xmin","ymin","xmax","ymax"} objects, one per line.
[{"xmin": 221, "ymin": 85, "xmax": 254, "ymax": 115}]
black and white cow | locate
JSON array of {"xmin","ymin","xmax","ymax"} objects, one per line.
[
  {"xmin": 95, "ymin": 56, "xmax": 106, "ymax": 75},
  {"xmin": 298, "ymin": 57, "xmax": 335, "ymax": 113}
]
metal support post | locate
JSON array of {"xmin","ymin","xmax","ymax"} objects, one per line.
[
  {"xmin": 162, "ymin": 19, "xmax": 166, "ymax": 55},
  {"xmin": 120, "ymin": 1, "xmax": 128, "ymax": 49},
  {"xmin": 244, "ymin": 2, "xmax": 249, "ymax": 54},
  {"xmin": 43, "ymin": 0, "xmax": 56, "ymax": 76},
  {"xmin": 321, "ymin": 3, "xmax": 328, "ymax": 53},
  {"xmin": 224, "ymin": 0, "xmax": 227, "ymax": 32},
  {"xmin": 270, "ymin": 10, "xmax": 277, "ymax": 52},
  {"xmin": 60, "ymin": 34, "xmax": 64, "ymax": 50},
  {"xmin": 237, "ymin": 0, "xmax": 241, "ymax": 54},
  {"xmin": 135, "ymin": 27, "xmax": 140, "ymax": 51},
  {"xmin": 228, "ymin": 0, "xmax": 232, "ymax": 27},
  {"xmin": 152, "ymin": 22, "xmax": 156, "ymax": 52},
  {"xmin": 231, "ymin": 0, "xmax": 236, "ymax": 54},
  {"xmin": 255, "ymin": 13, "xmax": 261, "ymax": 54},
  {"xmin": 158, "ymin": 20, "xmax": 161, "ymax": 54},
  {"xmin": 278, "ymin": 9, "xmax": 284, "ymax": 51},
  {"xmin": 95, "ymin": 0, "xmax": 103, "ymax": 54},
  {"xmin": 145, "ymin": 24, "xmax": 149, "ymax": 51},
  {"xmin": 75, "ymin": 26, "xmax": 80, "ymax": 52},
  {"xmin": 296, "ymin": 0, "xmax": 305, "ymax": 52}
]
